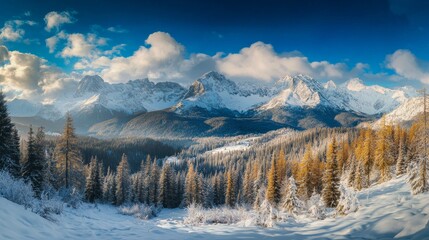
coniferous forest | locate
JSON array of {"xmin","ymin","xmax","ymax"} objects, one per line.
[{"xmin": 1, "ymin": 89, "xmax": 429, "ymax": 226}]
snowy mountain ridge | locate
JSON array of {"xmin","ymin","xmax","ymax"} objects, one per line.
[{"xmin": 7, "ymin": 71, "xmax": 418, "ymax": 132}]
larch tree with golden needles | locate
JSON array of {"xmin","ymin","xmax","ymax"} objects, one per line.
[
  {"xmin": 375, "ymin": 117, "xmax": 394, "ymax": 182},
  {"xmin": 297, "ymin": 144, "xmax": 313, "ymax": 200},
  {"xmin": 266, "ymin": 156, "xmax": 280, "ymax": 205},
  {"xmin": 55, "ymin": 113, "xmax": 83, "ymax": 189}
]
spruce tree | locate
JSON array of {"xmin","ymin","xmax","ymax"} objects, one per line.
[
  {"xmin": 115, "ymin": 154, "xmax": 130, "ymax": 205},
  {"xmin": 85, "ymin": 156, "xmax": 102, "ymax": 203},
  {"xmin": 22, "ymin": 126, "xmax": 44, "ymax": 196},
  {"xmin": 281, "ymin": 176, "xmax": 302, "ymax": 215},
  {"xmin": 9, "ymin": 128, "xmax": 21, "ymax": 178},
  {"xmin": 396, "ymin": 130, "xmax": 407, "ymax": 176},
  {"xmin": 322, "ymin": 138, "xmax": 341, "ymax": 208},
  {"xmin": 159, "ymin": 163, "xmax": 176, "ymax": 208},
  {"xmin": 0, "ymin": 91, "xmax": 19, "ymax": 174}
]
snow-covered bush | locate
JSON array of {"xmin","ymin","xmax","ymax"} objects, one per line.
[
  {"xmin": 0, "ymin": 171, "xmax": 34, "ymax": 208},
  {"xmin": 336, "ymin": 185, "xmax": 359, "ymax": 215},
  {"xmin": 256, "ymin": 199, "xmax": 278, "ymax": 227},
  {"xmin": 307, "ymin": 192, "xmax": 325, "ymax": 220},
  {"xmin": 118, "ymin": 203, "xmax": 161, "ymax": 220},
  {"xmin": 33, "ymin": 191, "xmax": 64, "ymax": 220},
  {"xmin": 184, "ymin": 203, "xmax": 255, "ymax": 226},
  {"xmin": 60, "ymin": 187, "xmax": 83, "ymax": 209}
]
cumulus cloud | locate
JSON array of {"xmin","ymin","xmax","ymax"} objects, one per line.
[
  {"xmin": 217, "ymin": 42, "xmax": 351, "ymax": 82},
  {"xmin": 60, "ymin": 33, "xmax": 107, "ymax": 58},
  {"xmin": 71, "ymin": 32, "xmax": 364, "ymax": 85},
  {"xmin": 44, "ymin": 11, "xmax": 75, "ymax": 32},
  {"xmin": 0, "ymin": 20, "xmax": 36, "ymax": 42},
  {"xmin": 386, "ymin": 49, "xmax": 429, "ymax": 84},
  {"xmin": 0, "ymin": 45, "xmax": 75, "ymax": 100}
]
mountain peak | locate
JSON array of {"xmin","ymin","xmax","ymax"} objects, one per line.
[
  {"xmin": 324, "ymin": 80, "xmax": 337, "ymax": 90},
  {"xmin": 75, "ymin": 75, "xmax": 106, "ymax": 96},
  {"xmin": 345, "ymin": 78, "xmax": 365, "ymax": 91}
]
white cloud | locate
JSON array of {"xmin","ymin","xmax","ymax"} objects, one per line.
[
  {"xmin": 0, "ymin": 20, "xmax": 36, "ymax": 42},
  {"xmin": 0, "ymin": 45, "xmax": 75, "ymax": 100},
  {"xmin": 44, "ymin": 11, "xmax": 75, "ymax": 32},
  {"xmin": 72, "ymin": 32, "xmax": 363, "ymax": 85},
  {"xmin": 45, "ymin": 35, "xmax": 59, "ymax": 53},
  {"xmin": 387, "ymin": 49, "xmax": 429, "ymax": 84},
  {"xmin": 218, "ymin": 42, "xmax": 353, "ymax": 82},
  {"xmin": 60, "ymin": 33, "xmax": 107, "ymax": 58}
]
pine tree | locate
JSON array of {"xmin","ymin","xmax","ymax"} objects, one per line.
[
  {"xmin": 22, "ymin": 126, "xmax": 44, "ymax": 196},
  {"xmin": 102, "ymin": 167, "xmax": 116, "ymax": 204},
  {"xmin": 9, "ymin": 128, "xmax": 21, "ymax": 178},
  {"xmin": 115, "ymin": 154, "xmax": 130, "ymax": 205},
  {"xmin": 266, "ymin": 156, "xmax": 280, "ymax": 205},
  {"xmin": 85, "ymin": 156, "xmax": 102, "ymax": 203},
  {"xmin": 55, "ymin": 114, "xmax": 83, "ymax": 189},
  {"xmin": 0, "ymin": 91, "xmax": 18, "ymax": 174},
  {"xmin": 322, "ymin": 138, "xmax": 340, "ymax": 208},
  {"xmin": 149, "ymin": 160, "xmax": 160, "ymax": 204},
  {"xmin": 347, "ymin": 154, "xmax": 357, "ymax": 187},
  {"xmin": 409, "ymin": 159, "xmax": 429, "ymax": 195},
  {"xmin": 159, "ymin": 163, "xmax": 176, "ymax": 208},
  {"xmin": 396, "ymin": 130, "xmax": 407, "ymax": 176},
  {"xmin": 202, "ymin": 178, "xmax": 214, "ymax": 208}
]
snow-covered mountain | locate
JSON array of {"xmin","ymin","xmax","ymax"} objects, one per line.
[
  {"xmin": 174, "ymin": 71, "xmax": 273, "ymax": 114},
  {"xmin": 7, "ymin": 71, "xmax": 419, "ymax": 136},
  {"xmin": 373, "ymin": 97, "xmax": 424, "ymax": 127},
  {"xmin": 328, "ymin": 78, "xmax": 417, "ymax": 115}
]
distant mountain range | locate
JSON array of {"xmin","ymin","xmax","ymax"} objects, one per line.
[{"xmin": 8, "ymin": 71, "xmax": 420, "ymax": 138}]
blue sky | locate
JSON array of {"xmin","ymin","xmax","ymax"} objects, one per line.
[{"xmin": 1, "ymin": 0, "xmax": 429, "ymax": 99}]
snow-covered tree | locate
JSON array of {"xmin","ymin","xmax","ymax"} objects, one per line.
[
  {"xmin": 102, "ymin": 167, "xmax": 116, "ymax": 204},
  {"xmin": 0, "ymin": 91, "xmax": 20, "ymax": 175},
  {"xmin": 115, "ymin": 154, "xmax": 131, "ymax": 205},
  {"xmin": 281, "ymin": 176, "xmax": 303, "ymax": 215},
  {"xmin": 159, "ymin": 163, "xmax": 176, "ymax": 208},
  {"xmin": 396, "ymin": 130, "xmax": 407, "ymax": 176},
  {"xmin": 336, "ymin": 184, "xmax": 359, "ymax": 215},
  {"xmin": 307, "ymin": 190, "xmax": 325, "ymax": 220},
  {"xmin": 85, "ymin": 156, "xmax": 103, "ymax": 203},
  {"xmin": 322, "ymin": 138, "xmax": 340, "ymax": 208}
]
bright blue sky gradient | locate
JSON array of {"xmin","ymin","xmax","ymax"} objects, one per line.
[{"xmin": 1, "ymin": 0, "xmax": 429, "ymax": 88}]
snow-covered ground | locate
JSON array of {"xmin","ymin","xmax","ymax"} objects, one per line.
[{"xmin": 1, "ymin": 176, "xmax": 429, "ymax": 240}]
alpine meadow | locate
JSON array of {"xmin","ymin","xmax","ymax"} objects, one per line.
[{"xmin": 2, "ymin": 0, "xmax": 429, "ymax": 239}]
